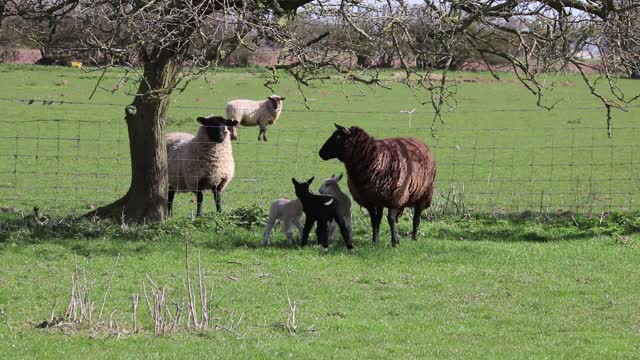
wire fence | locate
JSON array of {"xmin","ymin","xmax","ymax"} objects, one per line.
[{"xmin": 0, "ymin": 97, "xmax": 639, "ymax": 220}]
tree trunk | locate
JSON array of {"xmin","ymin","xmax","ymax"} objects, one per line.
[{"xmin": 85, "ymin": 52, "xmax": 178, "ymax": 223}]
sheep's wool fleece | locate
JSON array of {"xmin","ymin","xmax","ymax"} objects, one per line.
[
  {"xmin": 166, "ymin": 129, "xmax": 235, "ymax": 191},
  {"xmin": 344, "ymin": 128, "xmax": 436, "ymax": 210},
  {"xmin": 225, "ymin": 99, "xmax": 281, "ymax": 127}
]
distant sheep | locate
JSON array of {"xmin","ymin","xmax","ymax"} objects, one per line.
[
  {"xmin": 263, "ymin": 198, "xmax": 303, "ymax": 246},
  {"xmin": 166, "ymin": 115, "xmax": 239, "ymax": 216},
  {"xmin": 225, "ymin": 95, "xmax": 285, "ymax": 141},
  {"xmin": 318, "ymin": 173, "xmax": 352, "ymax": 242},
  {"xmin": 292, "ymin": 177, "xmax": 353, "ymax": 251},
  {"xmin": 319, "ymin": 124, "xmax": 436, "ymax": 246}
]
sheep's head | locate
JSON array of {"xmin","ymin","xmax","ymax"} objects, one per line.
[
  {"xmin": 292, "ymin": 177, "xmax": 314, "ymax": 198},
  {"xmin": 319, "ymin": 173, "xmax": 343, "ymax": 194},
  {"xmin": 319, "ymin": 124, "xmax": 351, "ymax": 161},
  {"xmin": 197, "ymin": 115, "xmax": 239, "ymax": 143},
  {"xmin": 268, "ymin": 95, "xmax": 286, "ymax": 111}
]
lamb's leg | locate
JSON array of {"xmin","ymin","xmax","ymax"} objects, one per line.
[
  {"xmin": 168, "ymin": 187, "xmax": 176, "ymax": 217},
  {"xmin": 316, "ymin": 221, "xmax": 330, "ymax": 251},
  {"xmin": 196, "ymin": 191, "xmax": 204, "ymax": 217},
  {"xmin": 335, "ymin": 215, "xmax": 353, "ymax": 250},
  {"xmin": 327, "ymin": 221, "xmax": 337, "ymax": 242},
  {"xmin": 284, "ymin": 218, "xmax": 295, "ymax": 246},
  {"xmin": 369, "ymin": 206, "xmax": 384, "ymax": 243},
  {"xmin": 263, "ymin": 211, "xmax": 278, "ymax": 246},
  {"xmin": 300, "ymin": 216, "xmax": 314, "ymax": 246},
  {"xmin": 387, "ymin": 208, "xmax": 400, "ymax": 246}
]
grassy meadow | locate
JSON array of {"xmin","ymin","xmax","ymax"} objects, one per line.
[{"xmin": 0, "ymin": 64, "xmax": 640, "ymax": 358}]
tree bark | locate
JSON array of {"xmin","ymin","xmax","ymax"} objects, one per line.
[{"xmin": 85, "ymin": 51, "xmax": 178, "ymax": 223}]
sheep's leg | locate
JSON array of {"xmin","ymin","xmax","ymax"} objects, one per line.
[
  {"xmin": 316, "ymin": 221, "xmax": 330, "ymax": 251},
  {"xmin": 412, "ymin": 206, "xmax": 424, "ymax": 240},
  {"xmin": 262, "ymin": 127, "xmax": 268, "ymax": 142},
  {"xmin": 196, "ymin": 191, "xmax": 204, "ymax": 217},
  {"xmin": 168, "ymin": 188, "xmax": 176, "ymax": 217},
  {"xmin": 213, "ymin": 180, "xmax": 227, "ymax": 212},
  {"xmin": 263, "ymin": 212, "xmax": 278, "ymax": 246},
  {"xmin": 335, "ymin": 215, "xmax": 353, "ymax": 250},
  {"xmin": 300, "ymin": 217, "xmax": 314, "ymax": 246},
  {"xmin": 369, "ymin": 206, "xmax": 384, "ymax": 243},
  {"xmin": 258, "ymin": 127, "xmax": 265, "ymax": 141},
  {"xmin": 387, "ymin": 208, "xmax": 400, "ymax": 246}
]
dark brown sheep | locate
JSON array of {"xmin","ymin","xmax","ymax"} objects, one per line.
[{"xmin": 318, "ymin": 124, "xmax": 436, "ymax": 246}]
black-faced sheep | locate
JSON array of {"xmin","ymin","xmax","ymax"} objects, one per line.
[
  {"xmin": 318, "ymin": 124, "xmax": 436, "ymax": 246},
  {"xmin": 292, "ymin": 177, "xmax": 353, "ymax": 251},
  {"xmin": 318, "ymin": 173, "xmax": 352, "ymax": 241},
  {"xmin": 225, "ymin": 95, "xmax": 285, "ymax": 141},
  {"xmin": 263, "ymin": 198, "xmax": 303, "ymax": 246},
  {"xmin": 166, "ymin": 115, "xmax": 239, "ymax": 216}
]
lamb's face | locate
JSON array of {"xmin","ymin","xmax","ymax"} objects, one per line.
[
  {"xmin": 319, "ymin": 173, "xmax": 343, "ymax": 193},
  {"xmin": 197, "ymin": 116, "xmax": 239, "ymax": 143},
  {"xmin": 268, "ymin": 95, "xmax": 285, "ymax": 111},
  {"xmin": 319, "ymin": 124, "xmax": 349, "ymax": 161}
]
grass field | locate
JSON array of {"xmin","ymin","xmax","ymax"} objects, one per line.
[
  {"xmin": 1, "ymin": 64, "xmax": 640, "ymax": 358},
  {"xmin": 0, "ymin": 64, "xmax": 639, "ymax": 217}
]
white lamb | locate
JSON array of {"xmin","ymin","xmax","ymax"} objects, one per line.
[
  {"xmin": 318, "ymin": 173, "xmax": 352, "ymax": 241},
  {"xmin": 166, "ymin": 115, "xmax": 239, "ymax": 216},
  {"xmin": 225, "ymin": 94, "xmax": 286, "ymax": 141},
  {"xmin": 263, "ymin": 198, "xmax": 303, "ymax": 246}
]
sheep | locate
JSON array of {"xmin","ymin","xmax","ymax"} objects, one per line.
[
  {"xmin": 292, "ymin": 177, "xmax": 353, "ymax": 251},
  {"xmin": 318, "ymin": 124, "xmax": 436, "ymax": 246},
  {"xmin": 166, "ymin": 115, "xmax": 239, "ymax": 217},
  {"xmin": 318, "ymin": 173, "xmax": 352, "ymax": 242},
  {"xmin": 225, "ymin": 95, "xmax": 285, "ymax": 141},
  {"xmin": 263, "ymin": 198, "xmax": 304, "ymax": 246}
]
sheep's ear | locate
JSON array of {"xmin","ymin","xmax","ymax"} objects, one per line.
[
  {"xmin": 334, "ymin": 123, "xmax": 350, "ymax": 134},
  {"xmin": 225, "ymin": 119, "xmax": 239, "ymax": 127},
  {"xmin": 279, "ymin": 97, "xmax": 286, "ymax": 101},
  {"xmin": 197, "ymin": 117, "xmax": 207, "ymax": 125},
  {"xmin": 306, "ymin": 176, "xmax": 314, "ymax": 185},
  {"xmin": 292, "ymin": 178, "xmax": 299, "ymax": 186},
  {"xmin": 336, "ymin": 173, "xmax": 343, "ymax": 182}
]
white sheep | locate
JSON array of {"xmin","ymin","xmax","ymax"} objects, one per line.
[
  {"xmin": 318, "ymin": 173, "xmax": 352, "ymax": 241},
  {"xmin": 225, "ymin": 94, "xmax": 285, "ymax": 141},
  {"xmin": 166, "ymin": 115, "xmax": 239, "ymax": 216},
  {"xmin": 263, "ymin": 198, "xmax": 303, "ymax": 246}
]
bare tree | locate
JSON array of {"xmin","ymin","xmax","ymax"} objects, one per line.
[{"xmin": 2, "ymin": 0, "xmax": 639, "ymax": 223}]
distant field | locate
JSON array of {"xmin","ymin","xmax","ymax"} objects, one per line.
[{"xmin": 0, "ymin": 64, "xmax": 639, "ymax": 218}]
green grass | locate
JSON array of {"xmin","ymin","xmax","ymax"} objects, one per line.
[
  {"xmin": 1, "ymin": 64, "xmax": 640, "ymax": 358},
  {"xmin": 1, "ymin": 212, "xmax": 640, "ymax": 358},
  {"xmin": 0, "ymin": 64, "xmax": 639, "ymax": 217}
]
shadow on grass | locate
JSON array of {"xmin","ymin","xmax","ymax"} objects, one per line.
[{"xmin": 1, "ymin": 210, "xmax": 638, "ymax": 257}]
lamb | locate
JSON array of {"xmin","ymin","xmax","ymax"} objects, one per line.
[
  {"xmin": 292, "ymin": 177, "xmax": 353, "ymax": 251},
  {"xmin": 166, "ymin": 115, "xmax": 239, "ymax": 216},
  {"xmin": 318, "ymin": 173, "xmax": 352, "ymax": 241},
  {"xmin": 263, "ymin": 198, "xmax": 303, "ymax": 246},
  {"xmin": 225, "ymin": 95, "xmax": 285, "ymax": 141},
  {"xmin": 318, "ymin": 124, "xmax": 436, "ymax": 246}
]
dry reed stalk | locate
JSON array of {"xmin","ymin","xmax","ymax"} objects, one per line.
[{"xmin": 98, "ymin": 254, "xmax": 120, "ymax": 323}]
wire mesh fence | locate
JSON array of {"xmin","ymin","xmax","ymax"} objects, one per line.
[{"xmin": 0, "ymin": 97, "xmax": 639, "ymax": 220}]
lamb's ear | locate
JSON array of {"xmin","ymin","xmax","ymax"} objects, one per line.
[
  {"xmin": 336, "ymin": 173, "xmax": 343, "ymax": 182},
  {"xmin": 279, "ymin": 97, "xmax": 286, "ymax": 101},
  {"xmin": 306, "ymin": 176, "xmax": 314, "ymax": 185},
  {"xmin": 225, "ymin": 119, "xmax": 239, "ymax": 127},
  {"xmin": 292, "ymin": 178, "xmax": 299, "ymax": 186}
]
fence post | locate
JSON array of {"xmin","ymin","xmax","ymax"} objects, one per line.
[{"xmin": 400, "ymin": 108, "xmax": 415, "ymax": 128}]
